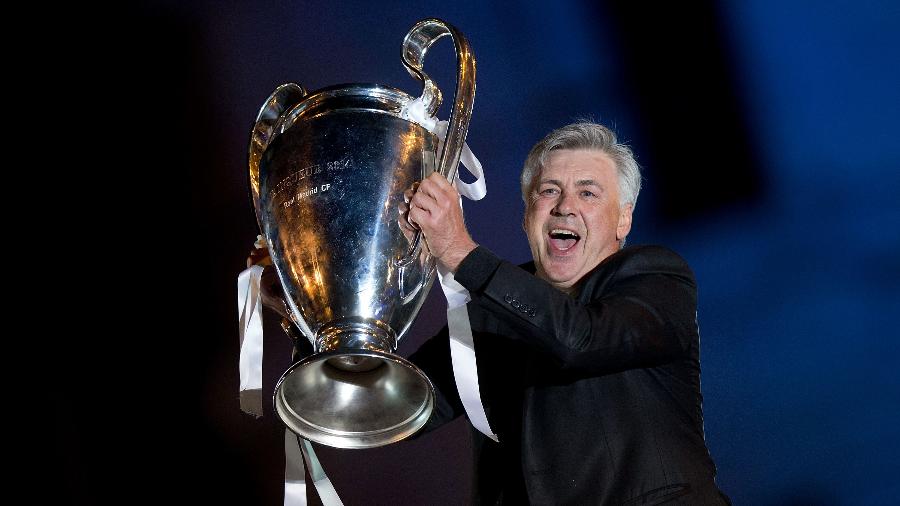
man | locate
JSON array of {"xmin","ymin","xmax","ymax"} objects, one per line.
[{"xmin": 404, "ymin": 122, "xmax": 730, "ymax": 504}]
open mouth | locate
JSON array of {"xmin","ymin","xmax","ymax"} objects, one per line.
[{"xmin": 548, "ymin": 229, "xmax": 580, "ymax": 252}]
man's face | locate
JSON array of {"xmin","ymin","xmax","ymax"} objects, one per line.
[{"xmin": 524, "ymin": 149, "xmax": 633, "ymax": 292}]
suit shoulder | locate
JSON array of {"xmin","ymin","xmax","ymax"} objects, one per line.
[
  {"xmin": 621, "ymin": 244, "xmax": 690, "ymax": 265},
  {"xmin": 607, "ymin": 245, "xmax": 696, "ymax": 284}
]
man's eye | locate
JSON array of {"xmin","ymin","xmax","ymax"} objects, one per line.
[
  {"xmin": 581, "ymin": 190, "xmax": 596, "ymax": 197},
  {"xmin": 539, "ymin": 188, "xmax": 558, "ymax": 195}
]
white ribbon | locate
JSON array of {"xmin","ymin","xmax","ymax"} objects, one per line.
[
  {"xmin": 402, "ymin": 97, "xmax": 497, "ymax": 442},
  {"xmin": 237, "ymin": 264, "xmax": 265, "ymax": 417},
  {"xmin": 284, "ymin": 430, "xmax": 344, "ymax": 506},
  {"xmin": 400, "ymin": 97, "xmax": 487, "ymax": 200},
  {"xmin": 284, "ymin": 429, "xmax": 307, "ymax": 505},
  {"xmin": 238, "ymin": 264, "xmax": 346, "ymax": 505},
  {"xmin": 437, "ymin": 265, "xmax": 500, "ymax": 442}
]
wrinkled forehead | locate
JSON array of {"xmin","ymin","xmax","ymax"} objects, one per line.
[{"xmin": 537, "ymin": 149, "xmax": 618, "ymax": 185}]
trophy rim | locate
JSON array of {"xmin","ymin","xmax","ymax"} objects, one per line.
[
  {"xmin": 278, "ymin": 82, "xmax": 418, "ymax": 127},
  {"xmin": 274, "ymin": 350, "xmax": 435, "ymax": 449}
]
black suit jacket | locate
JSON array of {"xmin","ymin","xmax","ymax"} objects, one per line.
[{"xmin": 411, "ymin": 245, "xmax": 730, "ymax": 505}]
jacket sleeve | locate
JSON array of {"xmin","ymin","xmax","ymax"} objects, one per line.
[
  {"xmin": 407, "ymin": 326, "xmax": 466, "ymax": 433},
  {"xmin": 455, "ymin": 246, "xmax": 698, "ymax": 376}
]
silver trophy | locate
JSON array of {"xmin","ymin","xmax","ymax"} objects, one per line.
[{"xmin": 248, "ymin": 18, "xmax": 475, "ymax": 449}]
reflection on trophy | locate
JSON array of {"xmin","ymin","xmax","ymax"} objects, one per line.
[{"xmin": 247, "ymin": 18, "xmax": 475, "ymax": 449}]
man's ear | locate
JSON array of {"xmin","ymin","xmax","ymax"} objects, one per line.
[{"xmin": 616, "ymin": 203, "xmax": 633, "ymax": 241}]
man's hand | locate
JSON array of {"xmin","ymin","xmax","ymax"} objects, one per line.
[{"xmin": 404, "ymin": 173, "xmax": 478, "ymax": 272}]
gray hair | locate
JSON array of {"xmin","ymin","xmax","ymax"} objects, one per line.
[{"xmin": 520, "ymin": 122, "xmax": 642, "ymax": 209}]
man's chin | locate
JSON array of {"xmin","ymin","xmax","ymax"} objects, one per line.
[{"xmin": 541, "ymin": 260, "xmax": 582, "ymax": 287}]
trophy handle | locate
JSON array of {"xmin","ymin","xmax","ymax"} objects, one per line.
[
  {"xmin": 402, "ymin": 18, "xmax": 476, "ymax": 183},
  {"xmin": 398, "ymin": 19, "xmax": 476, "ymax": 300},
  {"xmin": 248, "ymin": 83, "xmax": 307, "ymax": 230},
  {"xmin": 398, "ymin": 232, "xmax": 426, "ymax": 301}
]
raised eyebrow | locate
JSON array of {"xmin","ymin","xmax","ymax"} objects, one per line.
[{"xmin": 536, "ymin": 179, "xmax": 603, "ymax": 190}]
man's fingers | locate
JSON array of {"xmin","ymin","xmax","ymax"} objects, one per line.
[
  {"xmin": 398, "ymin": 194, "xmax": 423, "ymax": 237},
  {"xmin": 423, "ymin": 173, "xmax": 460, "ymax": 203},
  {"xmin": 413, "ymin": 181, "xmax": 440, "ymax": 206},
  {"xmin": 404, "ymin": 181, "xmax": 421, "ymax": 203},
  {"xmin": 410, "ymin": 181, "xmax": 440, "ymax": 213},
  {"xmin": 405, "ymin": 175, "xmax": 452, "ymax": 207},
  {"xmin": 425, "ymin": 172, "xmax": 457, "ymax": 195},
  {"xmin": 399, "ymin": 207, "xmax": 420, "ymax": 232},
  {"xmin": 408, "ymin": 206, "xmax": 427, "ymax": 229},
  {"xmin": 407, "ymin": 176, "xmax": 455, "ymax": 209},
  {"xmin": 247, "ymin": 247, "xmax": 272, "ymax": 268},
  {"xmin": 426, "ymin": 171, "xmax": 452, "ymax": 187}
]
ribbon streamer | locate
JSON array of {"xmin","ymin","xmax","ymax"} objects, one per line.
[
  {"xmin": 237, "ymin": 264, "xmax": 265, "ymax": 417},
  {"xmin": 437, "ymin": 265, "xmax": 499, "ymax": 442},
  {"xmin": 238, "ymin": 266, "xmax": 346, "ymax": 505},
  {"xmin": 402, "ymin": 96, "xmax": 497, "ymax": 442},
  {"xmin": 284, "ymin": 430, "xmax": 344, "ymax": 506},
  {"xmin": 400, "ymin": 97, "xmax": 487, "ymax": 200}
]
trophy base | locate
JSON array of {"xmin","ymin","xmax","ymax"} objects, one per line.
[{"xmin": 274, "ymin": 350, "xmax": 434, "ymax": 449}]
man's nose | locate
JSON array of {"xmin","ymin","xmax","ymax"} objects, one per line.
[{"xmin": 552, "ymin": 191, "xmax": 576, "ymax": 216}]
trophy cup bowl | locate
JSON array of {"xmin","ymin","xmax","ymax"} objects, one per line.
[{"xmin": 248, "ymin": 18, "xmax": 475, "ymax": 449}]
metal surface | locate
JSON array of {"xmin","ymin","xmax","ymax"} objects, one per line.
[
  {"xmin": 250, "ymin": 18, "xmax": 476, "ymax": 448},
  {"xmin": 249, "ymin": 83, "xmax": 307, "ymax": 230},
  {"xmin": 275, "ymin": 351, "xmax": 434, "ymax": 449}
]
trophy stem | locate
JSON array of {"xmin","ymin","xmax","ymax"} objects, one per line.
[
  {"xmin": 316, "ymin": 318, "xmax": 398, "ymax": 372},
  {"xmin": 274, "ymin": 318, "xmax": 434, "ymax": 449}
]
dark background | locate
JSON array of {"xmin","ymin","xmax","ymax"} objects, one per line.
[{"xmin": 62, "ymin": 1, "xmax": 898, "ymax": 504}]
